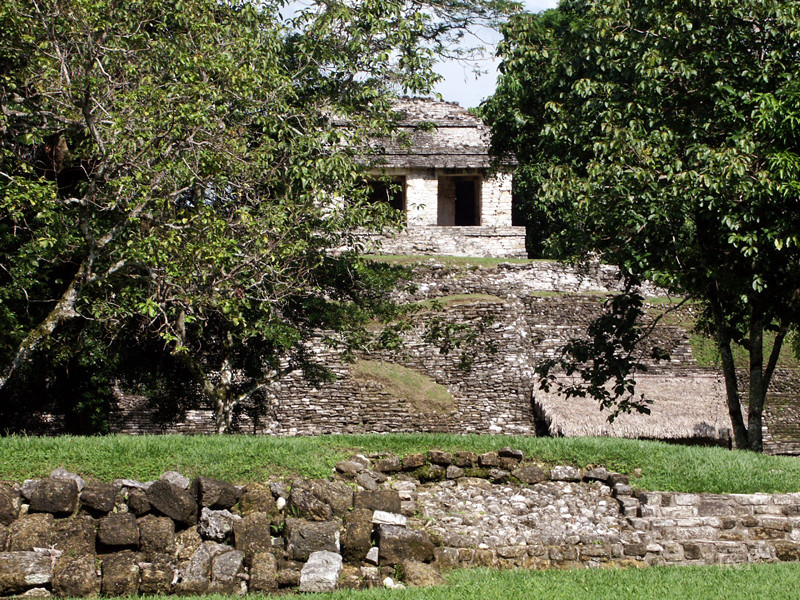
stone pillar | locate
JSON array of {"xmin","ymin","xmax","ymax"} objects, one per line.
[
  {"xmin": 405, "ymin": 171, "xmax": 438, "ymax": 226},
  {"xmin": 480, "ymin": 171, "xmax": 513, "ymax": 227}
]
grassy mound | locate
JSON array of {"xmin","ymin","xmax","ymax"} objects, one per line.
[
  {"xmin": 1, "ymin": 434, "xmax": 799, "ymax": 494},
  {"xmin": 351, "ymin": 360, "xmax": 456, "ymax": 417}
]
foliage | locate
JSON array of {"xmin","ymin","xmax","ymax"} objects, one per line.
[
  {"xmin": 484, "ymin": 0, "xmax": 800, "ymax": 451},
  {"xmin": 0, "ymin": 0, "xmax": 518, "ymax": 433}
]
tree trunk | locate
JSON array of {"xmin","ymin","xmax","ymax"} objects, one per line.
[
  {"xmin": 746, "ymin": 315, "xmax": 765, "ymax": 453},
  {"xmin": 0, "ymin": 264, "xmax": 85, "ymax": 392},
  {"xmin": 710, "ymin": 297, "xmax": 749, "ymax": 449},
  {"xmin": 213, "ymin": 358, "xmax": 236, "ymax": 434}
]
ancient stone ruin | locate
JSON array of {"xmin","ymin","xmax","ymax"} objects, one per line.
[
  {"xmin": 2, "ymin": 450, "xmax": 800, "ymax": 597},
  {"xmin": 103, "ymin": 260, "xmax": 800, "ymax": 454},
  {"xmin": 357, "ymin": 98, "xmax": 527, "ymax": 258}
]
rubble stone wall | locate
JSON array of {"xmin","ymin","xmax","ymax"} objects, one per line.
[{"xmin": 2, "ymin": 451, "xmax": 800, "ymax": 598}]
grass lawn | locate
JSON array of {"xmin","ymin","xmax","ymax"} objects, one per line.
[
  {"xmin": 319, "ymin": 565, "xmax": 800, "ymax": 600},
  {"xmin": 1, "ymin": 433, "xmax": 799, "ymax": 494},
  {"xmin": 92, "ymin": 565, "xmax": 800, "ymax": 600}
]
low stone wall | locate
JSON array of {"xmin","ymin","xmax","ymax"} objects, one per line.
[
  {"xmin": 359, "ymin": 226, "xmax": 528, "ymax": 259},
  {"xmin": 2, "ymin": 450, "xmax": 800, "ymax": 598}
]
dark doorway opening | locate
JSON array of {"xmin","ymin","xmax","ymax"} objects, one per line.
[
  {"xmin": 454, "ymin": 180, "xmax": 478, "ymax": 225},
  {"xmin": 367, "ymin": 177, "xmax": 405, "ymax": 212}
]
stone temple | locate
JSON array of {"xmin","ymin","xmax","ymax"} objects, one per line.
[{"xmin": 358, "ymin": 98, "xmax": 527, "ymax": 259}]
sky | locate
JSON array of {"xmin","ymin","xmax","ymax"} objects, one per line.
[{"xmin": 433, "ymin": 0, "xmax": 558, "ymax": 108}]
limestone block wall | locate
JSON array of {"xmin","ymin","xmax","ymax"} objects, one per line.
[
  {"xmin": 480, "ymin": 171, "xmax": 512, "ymax": 227},
  {"xmin": 405, "ymin": 171, "xmax": 438, "ymax": 226},
  {"xmin": 364, "ymin": 226, "xmax": 527, "ymax": 259},
  {"xmin": 3, "ymin": 453, "xmax": 800, "ymax": 598}
]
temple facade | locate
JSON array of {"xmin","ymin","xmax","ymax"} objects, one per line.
[{"xmin": 361, "ymin": 98, "xmax": 527, "ymax": 259}]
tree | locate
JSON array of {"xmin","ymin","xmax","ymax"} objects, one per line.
[
  {"xmin": 0, "ymin": 0, "xmax": 517, "ymax": 433},
  {"xmin": 483, "ymin": 0, "xmax": 800, "ymax": 451}
]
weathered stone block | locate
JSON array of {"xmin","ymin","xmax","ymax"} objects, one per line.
[
  {"xmin": 342, "ymin": 508, "xmax": 373, "ymax": 564},
  {"xmin": 354, "ymin": 490, "xmax": 401, "ymax": 514},
  {"xmin": 498, "ymin": 447, "xmax": 524, "ymax": 461},
  {"xmin": 147, "ymin": 480, "xmax": 197, "ymax": 526},
  {"xmin": 452, "ymin": 452, "xmax": 477, "ymax": 468},
  {"xmin": 233, "ymin": 512, "xmax": 272, "ymax": 559},
  {"xmin": 307, "ymin": 480, "xmax": 353, "ymax": 517},
  {"xmin": 0, "ymin": 552, "xmax": 53, "ymax": 594},
  {"xmin": 377, "ymin": 525, "xmax": 434, "ymax": 565},
  {"xmin": 173, "ymin": 527, "xmax": 202, "ymax": 562},
  {"xmin": 285, "ymin": 518, "xmax": 340, "ymax": 562},
  {"xmin": 580, "ymin": 543, "xmax": 611, "ymax": 558},
  {"xmin": 584, "ymin": 468, "xmax": 609, "ymax": 483},
  {"xmin": 335, "ymin": 461, "xmax": 363, "ymax": 477},
  {"xmin": 98, "ymin": 512, "xmax": 139, "ymax": 548},
  {"xmin": 79, "ymin": 481, "xmax": 117, "ymax": 514},
  {"xmin": 53, "ymin": 555, "xmax": 100, "ymax": 598},
  {"xmin": 238, "ymin": 483, "xmax": 277, "ymax": 516},
  {"xmin": 445, "ymin": 466, "xmax": 464, "ymax": 480},
  {"xmin": 434, "ymin": 547, "xmax": 459, "ymax": 568},
  {"xmin": 50, "ymin": 469, "xmax": 85, "ymax": 492},
  {"xmin": 0, "ymin": 524, "xmax": 7, "ymax": 551},
  {"xmin": 356, "ymin": 472, "xmax": 380, "ymax": 491},
  {"xmin": 101, "ymin": 551, "xmax": 140, "ymax": 596},
  {"xmin": 402, "ymin": 454, "xmax": 427, "ymax": 470},
  {"xmin": 512, "ymin": 465, "xmax": 547, "ymax": 484},
  {"xmin": 478, "ymin": 452, "xmax": 499, "ymax": 468},
  {"xmin": 199, "ymin": 507, "xmax": 240, "ymax": 543},
  {"xmin": 0, "ymin": 484, "xmax": 21, "ymax": 526},
  {"xmin": 52, "ymin": 515, "xmax": 95, "ymax": 555},
  {"xmin": 275, "ymin": 565, "xmax": 302, "ymax": 588},
  {"xmin": 192, "ymin": 476, "xmax": 241, "ymax": 511},
  {"xmin": 160, "ymin": 471, "xmax": 191, "ymax": 490},
  {"xmin": 138, "ymin": 554, "xmax": 176, "ymax": 595},
  {"xmin": 28, "ymin": 479, "xmax": 78, "ymax": 516},
  {"xmin": 9, "ymin": 514, "xmax": 53, "ymax": 551},
  {"xmin": 374, "ymin": 455, "xmax": 401, "ymax": 473},
  {"xmin": 683, "ymin": 542, "xmax": 715, "ymax": 561},
  {"xmin": 623, "ymin": 543, "xmax": 647, "ymax": 557},
  {"xmin": 288, "ymin": 481, "xmax": 333, "ymax": 521},
  {"xmin": 126, "ymin": 488, "xmax": 151, "ymax": 516},
  {"xmin": 208, "ymin": 549, "xmax": 245, "ymax": 594},
  {"xmin": 299, "ymin": 550, "xmax": 342, "ymax": 593},
  {"xmin": 139, "ymin": 515, "xmax": 175, "ymax": 556},
  {"xmin": 489, "ymin": 469, "xmax": 510, "ymax": 484},
  {"xmin": 177, "ymin": 542, "xmax": 219, "ymax": 595},
  {"xmin": 550, "ymin": 466, "xmax": 582, "ymax": 482},
  {"xmin": 775, "ymin": 541, "xmax": 800, "ymax": 561},
  {"xmin": 412, "ymin": 464, "xmax": 446, "ymax": 482},
  {"xmin": 607, "ymin": 473, "xmax": 629, "ymax": 487},
  {"xmin": 401, "ymin": 560, "xmax": 446, "ymax": 587},
  {"xmin": 248, "ymin": 552, "xmax": 277, "ymax": 593},
  {"xmin": 428, "ymin": 450, "xmax": 452, "ymax": 466}
]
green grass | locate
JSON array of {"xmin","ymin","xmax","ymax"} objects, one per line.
[
  {"xmin": 2, "ymin": 434, "xmax": 800, "ymax": 494},
  {"xmin": 324, "ymin": 565, "xmax": 800, "ymax": 600},
  {"xmin": 98, "ymin": 565, "xmax": 800, "ymax": 600},
  {"xmin": 351, "ymin": 360, "xmax": 456, "ymax": 417}
]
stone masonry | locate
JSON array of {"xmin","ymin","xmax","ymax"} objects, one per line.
[{"xmin": 2, "ymin": 451, "xmax": 800, "ymax": 598}]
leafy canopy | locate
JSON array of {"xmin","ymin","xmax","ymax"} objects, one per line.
[
  {"xmin": 0, "ymin": 0, "xmax": 518, "ymax": 432},
  {"xmin": 484, "ymin": 0, "xmax": 800, "ymax": 451}
]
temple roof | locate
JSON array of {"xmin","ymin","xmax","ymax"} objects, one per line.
[{"xmin": 375, "ymin": 98, "xmax": 497, "ymax": 169}]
